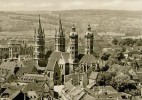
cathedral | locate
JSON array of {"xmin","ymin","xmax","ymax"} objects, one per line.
[{"xmin": 34, "ymin": 15, "xmax": 96, "ymax": 85}]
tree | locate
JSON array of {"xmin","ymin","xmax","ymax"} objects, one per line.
[
  {"xmin": 110, "ymin": 50, "xmax": 125, "ymax": 61},
  {"xmin": 112, "ymin": 38, "xmax": 118, "ymax": 45},
  {"xmin": 100, "ymin": 52, "xmax": 111, "ymax": 61},
  {"xmin": 96, "ymin": 72, "xmax": 116, "ymax": 86}
]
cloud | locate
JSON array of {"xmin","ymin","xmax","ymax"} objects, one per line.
[{"xmin": 0, "ymin": 0, "xmax": 141, "ymax": 11}]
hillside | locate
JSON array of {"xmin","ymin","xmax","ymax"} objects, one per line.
[{"xmin": 0, "ymin": 10, "xmax": 142, "ymax": 38}]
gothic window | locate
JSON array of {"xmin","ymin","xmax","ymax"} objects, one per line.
[
  {"xmin": 54, "ymin": 72, "xmax": 59, "ymax": 80},
  {"xmin": 47, "ymin": 96, "xmax": 51, "ymax": 100},
  {"xmin": 48, "ymin": 72, "xmax": 50, "ymax": 77}
]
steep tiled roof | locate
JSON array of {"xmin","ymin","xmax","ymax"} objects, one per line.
[
  {"xmin": 16, "ymin": 60, "xmax": 38, "ymax": 77},
  {"xmin": 0, "ymin": 61, "xmax": 24, "ymax": 74},
  {"xmin": 82, "ymin": 94, "xmax": 96, "ymax": 100},
  {"xmin": 9, "ymin": 90, "xmax": 21, "ymax": 99},
  {"xmin": 89, "ymin": 72, "xmax": 99, "ymax": 80},
  {"xmin": 49, "ymin": 51, "xmax": 62, "ymax": 61},
  {"xmin": 0, "ymin": 61, "xmax": 24, "ymax": 70},
  {"xmin": 0, "ymin": 44, "xmax": 9, "ymax": 48},
  {"xmin": 107, "ymin": 64, "xmax": 121, "ymax": 72},
  {"xmin": 61, "ymin": 52, "xmax": 70, "ymax": 63},
  {"xmin": 46, "ymin": 59, "xmax": 57, "ymax": 71},
  {"xmin": 136, "ymin": 72, "xmax": 142, "ymax": 84},
  {"xmin": 86, "ymin": 82, "xmax": 96, "ymax": 89},
  {"xmin": 99, "ymin": 86, "xmax": 118, "ymax": 93},
  {"xmin": 23, "ymin": 82, "xmax": 49, "ymax": 93},
  {"xmin": 79, "ymin": 54, "xmax": 96, "ymax": 64},
  {"xmin": 17, "ymin": 74, "xmax": 47, "ymax": 83},
  {"xmin": 62, "ymin": 80, "xmax": 75, "ymax": 94},
  {"xmin": 7, "ymin": 40, "xmax": 21, "ymax": 45},
  {"xmin": 1, "ymin": 85, "xmax": 24, "ymax": 97}
]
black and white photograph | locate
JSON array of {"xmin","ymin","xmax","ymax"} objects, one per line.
[{"xmin": 0, "ymin": 0, "xmax": 142, "ymax": 100}]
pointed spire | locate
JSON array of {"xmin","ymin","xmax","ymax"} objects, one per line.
[
  {"xmin": 38, "ymin": 14, "xmax": 43, "ymax": 34},
  {"xmin": 39, "ymin": 14, "xmax": 42, "ymax": 29},
  {"xmin": 87, "ymin": 24, "xmax": 91, "ymax": 31},
  {"xmin": 72, "ymin": 23, "xmax": 76, "ymax": 32},
  {"xmin": 59, "ymin": 14, "xmax": 63, "ymax": 35}
]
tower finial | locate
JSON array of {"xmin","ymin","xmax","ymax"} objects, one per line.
[
  {"xmin": 72, "ymin": 22, "xmax": 76, "ymax": 32},
  {"xmin": 87, "ymin": 24, "xmax": 91, "ymax": 31}
]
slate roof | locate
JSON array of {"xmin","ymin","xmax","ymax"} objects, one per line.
[
  {"xmin": 79, "ymin": 54, "xmax": 96, "ymax": 64},
  {"xmin": 82, "ymin": 94, "xmax": 96, "ymax": 100},
  {"xmin": 23, "ymin": 82, "xmax": 49, "ymax": 93},
  {"xmin": 61, "ymin": 52, "xmax": 70, "ymax": 63},
  {"xmin": 118, "ymin": 66, "xmax": 131, "ymax": 74},
  {"xmin": 46, "ymin": 59, "xmax": 57, "ymax": 71},
  {"xmin": 65, "ymin": 73, "xmax": 88, "ymax": 86},
  {"xmin": 89, "ymin": 72, "xmax": 99, "ymax": 80},
  {"xmin": 9, "ymin": 90, "xmax": 21, "ymax": 99},
  {"xmin": 62, "ymin": 80, "xmax": 85, "ymax": 100},
  {"xmin": 49, "ymin": 51, "xmax": 62, "ymax": 61},
  {"xmin": 7, "ymin": 40, "xmax": 21, "ymax": 45},
  {"xmin": 17, "ymin": 74, "xmax": 47, "ymax": 83},
  {"xmin": 1, "ymin": 85, "xmax": 24, "ymax": 97},
  {"xmin": 65, "ymin": 73, "xmax": 80, "ymax": 86},
  {"xmin": 86, "ymin": 82, "xmax": 96, "ymax": 89},
  {"xmin": 0, "ymin": 61, "xmax": 24, "ymax": 75},
  {"xmin": 99, "ymin": 86, "xmax": 118, "ymax": 93},
  {"xmin": 0, "ymin": 61, "xmax": 24, "ymax": 70},
  {"xmin": 63, "ymin": 80, "xmax": 75, "ymax": 93},
  {"xmin": 136, "ymin": 72, "xmax": 142, "ymax": 84},
  {"xmin": 0, "ymin": 44, "xmax": 9, "ymax": 48},
  {"xmin": 16, "ymin": 60, "xmax": 38, "ymax": 77},
  {"xmin": 70, "ymin": 86, "xmax": 85, "ymax": 99}
]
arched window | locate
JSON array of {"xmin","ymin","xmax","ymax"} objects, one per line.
[{"xmin": 54, "ymin": 72, "xmax": 59, "ymax": 80}]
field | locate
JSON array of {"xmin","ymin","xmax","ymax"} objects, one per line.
[{"xmin": 0, "ymin": 10, "xmax": 142, "ymax": 40}]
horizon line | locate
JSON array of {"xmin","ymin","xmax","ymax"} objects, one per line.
[{"xmin": 0, "ymin": 8, "xmax": 142, "ymax": 12}]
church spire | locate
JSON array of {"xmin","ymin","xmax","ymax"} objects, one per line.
[
  {"xmin": 38, "ymin": 14, "xmax": 42, "ymax": 33},
  {"xmin": 39, "ymin": 15, "xmax": 42, "ymax": 29},
  {"xmin": 54, "ymin": 15, "xmax": 65, "ymax": 52},
  {"xmin": 59, "ymin": 15, "xmax": 62, "ymax": 31},
  {"xmin": 59, "ymin": 14, "xmax": 63, "ymax": 35},
  {"xmin": 34, "ymin": 15, "xmax": 45, "ymax": 62}
]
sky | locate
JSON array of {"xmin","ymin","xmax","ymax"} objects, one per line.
[{"xmin": 0, "ymin": 0, "xmax": 142, "ymax": 11}]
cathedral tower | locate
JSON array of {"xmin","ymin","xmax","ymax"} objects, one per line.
[
  {"xmin": 85, "ymin": 24, "xmax": 94, "ymax": 54},
  {"xmin": 69, "ymin": 24, "xmax": 78, "ymax": 72},
  {"xmin": 34, "ymin": 15, "xmax": 45, "ymax": 61},
  {"xmin": 55, "ymin": 16, "xmax": 65, "ymax": 52}
]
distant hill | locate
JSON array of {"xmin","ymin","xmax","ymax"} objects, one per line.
[{"xmin": 0, "ymin": 9, "xmax": 142, "ymax": 37}]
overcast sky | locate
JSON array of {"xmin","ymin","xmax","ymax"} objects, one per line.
[{"xmin": 0, "ymin": 0, "xmax": 142, "ymax": 11}]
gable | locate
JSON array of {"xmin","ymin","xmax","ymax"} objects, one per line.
[
  {"xmin": 59, "ymin": 52, "xmax": 70, "ymax": 64},
  {"xmin": 79, "ymin": 54, "xmax": 96, "ymax": 64}
]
